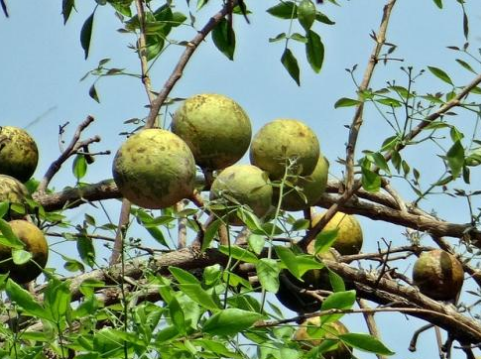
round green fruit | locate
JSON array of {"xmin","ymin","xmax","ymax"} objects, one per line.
[
  {"xmin": 277, "ymin": 156, "xmax": 329, "ymax": 211},
  {"xmin": 112, "ymin": 129, "xmax": 196, "ymax": 209},
  {"xmin": 0, "ymin": 126, "xmax": 39, "ymax": 182},
  {"xmin": 250, "ymin": 119, "xmax": 320, "ymax": 179},
  {"xmin": 310, "ymin": 212, "xmax": 363, "ymax": 255},
  {"xmin": 412, "ymin": 249, "xmax": 464, "ymax": 301},
  {"xmin": 210, "ymin": 164, "xmax": 272, "ymax": 225},
  {"xmin": 294, "ymin": 317, "xmax": 352, "ymax": 359},
  {"xmin": 0, "ymin": 220, "xmax": 48, "ymax": 284},
  {"xmin": 172, "ymin": 94, "xmax": 252, "ymax": 170}
]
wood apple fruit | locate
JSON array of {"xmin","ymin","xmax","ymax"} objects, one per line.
[
  {"xmin": 172, "ymin": 94, "xmax": 252, "ymax": 170},
  {"xmin": 0, "ymin": 126, "xmax": 39, "ymax": 182},
  {"xmin": 0, "ymin": 220, "xmax": 48, "ymax": 284},
  {"xmin": 250, "ymin": 119, "xmax": 320, "ymax": 179},
  {"xmin": 209, "ymin": 164, "xmax": 272, "ymax": 225},
  {"xmin": 112, "ymin": 129, "xmax": 196, "ymax": 209}
]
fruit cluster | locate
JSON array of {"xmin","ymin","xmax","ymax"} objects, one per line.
[
  {"xmin": 0, "ymin": 126, "xmax": 48, "ymax": 283},
  {"xmin": 112, "ymin": 93, "xmax": 331, "ymax": 217}
]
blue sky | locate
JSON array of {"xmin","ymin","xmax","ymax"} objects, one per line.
[{"xmin": 1, "ymin": 1, "xmax": 481, "ymax": 358}]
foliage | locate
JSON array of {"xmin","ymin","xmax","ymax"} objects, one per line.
[{"xmin": 2, "ymin": 0, "xmax": 481, "ymax": 359}]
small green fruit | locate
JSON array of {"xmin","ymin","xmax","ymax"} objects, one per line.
[
  {"xmin": 250, "ymin": 119, "xmax": 320, "ymax": 179},
  {"xmin": 172, "ymin": 94, "xmax": 252, "ymax": 170},
  {"xmin": 412, "ymin": 249, "xmax": 464, "ymax": 301},
  {"xmin": 0, "ymin": 126, "xmax": 39, "ymax": 182},
  {"xmin": 310, "ymin": 212, "xmax": 363, "ymax": 255},
  {"xmin": 294, "ymin": 317, "xmax": 352, "ymax": 359},
  {"xmin": 0, "ymin": 220, "xmax": 48, "ymax": 284},
  {"xmin": 210, "ymin": 164, "xmax": 272, "ymax": 225},
  {"xmin": 277, "ymin": 156, "xmax": 329, "ymax": 211},
  {"xmin": 112, "ymin": 129, "xmax": 196, "ymax": 209}
]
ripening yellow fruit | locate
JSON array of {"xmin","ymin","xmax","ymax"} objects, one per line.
[
  {"xmin": 412, "ymin": 249, "xmax": 464, "ymax": 301},
  {"xmin": 294, "ymin": 317, "xmax": 352, "ymax": 359},
  {"xmin": 310, "ymin": 212, "xmax": 363, "ymax": 255},
  {"xmin": 0, "ymin": 220, "xmax": 48, "ymax": 283}
]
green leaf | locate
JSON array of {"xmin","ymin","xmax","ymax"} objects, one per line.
[
  {"xmin": 432, "ymin": 0, "xmax": 443, "ymax": 9},
  {"xmin": 169, "ymin": 296, "xmax": 186, "ymax": 333},
  {"xmin": 266, "ymin": 1, "xmax": 297, "ymax": 19},
  {"xmin": 203, "ymin": 308, "xmax": 263, "ymax": 336},
  {"xmin": 169, "ymin": 266, "xmax": 200, "ymax": 285},
  {"xmin": 275, "ymin": 246, "xmax": 300, "ymax": 277},
  {"xmin": 256, "ymin": 258, "xmax": 280, "ymax": 293},
  {"xmin": 202, "ymin": 219, "xmax": 221, "ymax": 251},
  {"xmin": 178, "ymin": 284, "xmax": 220, "ymax": 311},
  {"xmin": 12, "ymin": 249, "xmax": 32, "ymax": 265},
  {"xmin": 80, "ymin": 10, "xmax": 95, "ymax": 59},
  {"xmin": 62, "ymin": 0, "xmax": 75, "ymax": 24},
  {"xmin": 0, "ymin": 219, "xmax": 24, "ymax": 249},
  {"xmin": 77, "ymin": 235, "xmax": 95, "ymax": 267},
  {"xmin": 145, "ymin": 35, "xmax": 165, "ymax": 61},
  {"xmin": 339, "ymin": 333, "xmax": 395, "ymax": 355},
  {"xmin": 212, "ymin": 18, "xmax": 235, "ymax": 60},
  {"xmin": 306, "ymin": 30, "xmax": 324, "ymax": 73},
  {"xmin": 446, "ymin": 140, "xmax": 465, "ymax": 178},
  {"xmin": 248, "ymin": 234, "xmax": 265, "ymax": 255},
  {"xmin": 269, "ymin": 32, "xmax": 287, "ymax": 43},
  {"xmin": 334, "ymin": 98, "xmax": 361, "ymax": 108},
  {"xmin": 321, "ymin": 290, "xmax": 356, "ymax": 323},
  {"xmin": 456, "ymin": 59, "xmax": 476, "ymax": 74},
  {"xmin": 361, "ymin": 167, "xmax": 381, "ymax": 192},
  {"xmin": 314, "ymin": 229, "xmax": 339, "ymax": 254},
  {"xmin": 6, "ymin": 280, "xmax": 49, "ymax": 320},
  {"xmin": 219, "ymin": 245, "xmax": 258, "ymax": 263},
  {"xmin": 89, "ymin": 84, "xmax": 100, "ymax": 103},
  {"xmin": 315, "ymin": 11, "xmax": 335, "ymax": 25},
  {"xmin": 73, "ymin": 154, "xmax": 88, "ymax": 180},
  {"xmin": 427, "ymin": 66, "xmax": 453, "ymax": 85},
  {"xmin": 281, "ymin": 48, "xmax": 301, "ymax": 86},
  {"xmin": 297, "ymin": 0, "xmax": 316, "ymax": 31},
  {"xmin": 328, "ymin": 270, "xmax": 345, "ymax": 292},
  {"xmin": 290, "ymin": 33, "xmax": 308, "ymax": 43},
  {"xmin": 376, "ymin": 97, "xmax": 402, "ymax": 107},
  {"xmin": 0, "ymin": 202, "xmax": 9, "ymax": 219},
  {"xmin": 370, "ymin": 152, "xmax": 391, "ymax": 175},
  {"xmin": 93, "ymin": 328, "xmax": 125, "ymax": 355},
  {"xmin": 45, "ymin": 280, "xmax": 72, "ymax": 320}
]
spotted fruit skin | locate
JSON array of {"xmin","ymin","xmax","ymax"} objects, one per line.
[
  {"xmin": 0, "ymin": 220, "xmax": 48, "ymax": 284},
  {"xmin": 277, "ymin": 156, "xmax": 329, "ymax": 211},
  {"xmin": 250, "ymin": 119, "xmax": 320, "ymax": 179},
  {"xmin": 210, "ymin": 164, "xmax": 272, "ymax": 225},
  {"xmin": 413, "ymin": 249, "xmax": 464, "ymax": 301},
  {"xmin": 0, "ymin": 126, "xmax": 39, "ymax": 182},
  {"xmin": 310, "ymin": 212, "xmax": 363, "ymax": 255},
  {"xmin": 294, "ymin": 317, "xmax": 352, "ymax": 359},
  {"xmin": 172, "ymin": 94, "xmax": 252, "ymax": 170},
  {"xmin": 112, "ymin": 129, "xmax": 196, "ymax": 209}
]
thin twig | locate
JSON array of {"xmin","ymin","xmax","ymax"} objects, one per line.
[
  {"xmin": 357, "ymin": 299, "xmax": 388, "ymax": 359},
  {"xmin": 345, "ymin": 0, "xmax": 397, "ymax": 190},
  {"xmin": 299, "ymin": 0, "xmax": 397, "ymax": 249},
  {"xmin": 36, "ymin": 116, "xmax": 98, "ymax": 194}
]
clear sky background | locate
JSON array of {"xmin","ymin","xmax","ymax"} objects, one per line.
[{"xmin": 1, "ymin": 1, "xmax": 481, "ymax": 358}]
